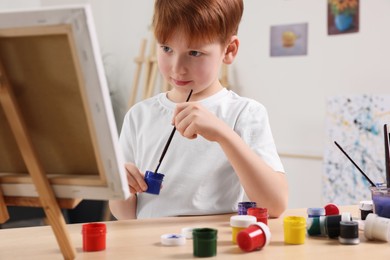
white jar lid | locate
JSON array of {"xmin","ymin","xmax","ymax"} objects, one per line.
[
  {"xmin": 341, "ymin": 212, "xmax": 352, "ymax": 222},
  {"xmin": 230, "ymin": 215, "xmax": 257, "ymax": 227},
  {"xmin": 364, "ymin": 213, "xmax": 390, "ymax": 242},
  {"xmin": 181, "ymin": 227, "xmax": 196, "ymax": 239},
  {"xmin": 359, "ymin": 200, "xmax": 373, "ymax": 211},
  {"xmin": 160, "ymin": 233, "xmax": 186, "ymax": 246},
  {"xmin": 251, "ymin": 222, "xmax": 272, "ymax": 246}
]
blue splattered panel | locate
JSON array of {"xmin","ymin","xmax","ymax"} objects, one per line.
[{"xmin": 323, "ymin": 95, "xmax": 390, "ymax": 205}]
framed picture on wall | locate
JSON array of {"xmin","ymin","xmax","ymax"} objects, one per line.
[
  {"xmin": 270, "ymin": 23, "xmax": 308, "ymax": 57},
  {"xmin": 328, "ymin": 0, "xmax": 359, "ymax": 35}
]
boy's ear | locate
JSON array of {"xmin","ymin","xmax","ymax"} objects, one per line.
[{"xmin": 223, "ymin": 36, "xmax": 239, "ymax": 64}]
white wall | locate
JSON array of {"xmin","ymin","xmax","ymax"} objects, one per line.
[
  {"xmin": 3, "ymin": 0, "xmax": 390, "ymax": 209},
  {"xmin": 0, "ymin": 0, "xmax": 40, "ymax": 9},
  {"xmin": 236, "ymin": 0, "xmax": 390, "ymax": 208}
]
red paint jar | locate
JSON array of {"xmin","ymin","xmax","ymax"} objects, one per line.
[
  {"xmin": 236, "ymin": 222, "xmax": 271, "ymax": 252},
  {"xmin": 82, "ymin": 223, "xmax": 107, "ymax": 252},
  {"xmin": 247, "ymin": 207, "xmax": 268, "ymax": 225}
]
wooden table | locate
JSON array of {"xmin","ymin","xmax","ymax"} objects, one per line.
[{"xmin": 1, "ymin": 205, "xmax": 389, "ymax": 259}]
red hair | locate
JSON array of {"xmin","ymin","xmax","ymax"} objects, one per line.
[{"xmin": 153, "ymin": 0, "xmax": 243, "ymax": 46}]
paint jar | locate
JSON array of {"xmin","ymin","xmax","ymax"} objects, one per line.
[
  {"xmin": 359, "ymin": 200, "xmax": 373, "ymax": 220},
  {"xmin": 307, "ymin": 216, "xmax": 322, "ymax": 236},
  {"xmin": 230, "ymin": 215, "xmax": 257, "ymax": 244},
  {"xmin": 144, "ymin": 170, "xmax": 165, "ymax": 195},
  {"xmin": 325, "ymin": 213, "xmax": 352, "ymax": 238},
  {"xmin": 324, "ymin": 203, "xmax": 340, "ymax": 216},
  {"xmin": 192, "ymin": 228, "xmax": 218, "ymax": 257},
  {"xmin": 319, "ymin": 215, "xmax": 327, "ymax": 236},
  {"xmin": 82, "ymin": 223, "xmax": 106, "ymax": 252},
  {"xmin": 306, "ymin": 207, "xmax": 326, "ymax": 236},
  {"xmin": 283, "ymin": 216, "xmax": 306, "ymax": 244},
  {"xmin": 236, "ymin": 222, "xmax": 271, "ymax": 252},
  {"xmin": 370, "ymin": 185, "xmax": 390, "ymax": 218},
  {"xmin": 364, "ymin": 213, "xmax": 390, "ymax": 242},
  {"xmin": 160, "ymin": 233, "xmax": 186, "ymax": 246},
  {"xmin": 238, "ymin": 201, "xmax": 257, "ymax": 215},
  {"xmin": 247, "ymin": 207, "xmax": 268, "ymax": 225},
  {"xmin": 339, "ymin": 221, "xmax": 359, "ymax": 245},
  {"xmin": 307, "ymin": 207, "xmax": 325, "ymax": 218}
]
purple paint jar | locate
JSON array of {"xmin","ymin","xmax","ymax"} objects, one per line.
[
  {"xmin": 144, "ymin": 170, "xmax": 165, "ymax": 195},
  {"xmin": 238, "ymin": 201, "xmax": 257, "ymax": 215},
  {"xmin": 370, "ymin": 186, "xmax": 390, "ymax": 218}
]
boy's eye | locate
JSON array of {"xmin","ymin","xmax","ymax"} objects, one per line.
[
  {"xmin": 161, "ymin": 46, "xmax": 172, "ymax": 53},
  {"xmin": 189, "ymin": 50, "xmax": 202, "ymax": 57}
]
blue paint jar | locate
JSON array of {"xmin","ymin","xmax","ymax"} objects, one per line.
[
  {"xmin": 238, "ymin": 201, "xmax": 257, "ymax": 215},
  {"xmin": 144, "ymin": 171, "xmax": 165, "ymax": 195}
]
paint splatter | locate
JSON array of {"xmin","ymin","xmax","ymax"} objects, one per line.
[{"xmin": 323, "ymin": 95, "xmax": 390, "ymax": 205}]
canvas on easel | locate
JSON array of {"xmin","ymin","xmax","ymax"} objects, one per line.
[
  {"xmin": 0, "ymin": 5, "xmax": 129, "ymax": 259},
  {"xmin": 0, "ymin": 5, "xmax": 130, "ymax": 200}
]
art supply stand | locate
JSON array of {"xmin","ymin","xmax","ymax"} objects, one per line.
[
  {"xmin": 128, "ymin": 27, "xmax": 231, "ymax": 108},
  {"xmin": 128, "ymin": 29, "xmax": 164, "ymax": 108},
  {"xmin": 0, "ymin": 59, "xmax": 78, "ymax": 260}
]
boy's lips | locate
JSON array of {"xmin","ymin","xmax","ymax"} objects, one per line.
[{"xmin": 172, "ymin": 78, "xmax": 192, "ymax": 86}]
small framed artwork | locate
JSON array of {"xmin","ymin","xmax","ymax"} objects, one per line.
[
  {"xmin": 270, "ymin": 23, "xmax": 308, "ymax": 57},
  {"xmin": 328, "ymin": 0, "xmax": 359, "ymax": 35}
]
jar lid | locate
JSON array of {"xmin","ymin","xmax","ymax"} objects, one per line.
[
  {"xmin": 324, "ymin": 203, "xmax": 340, "ymax": 215},
  {"xmin": 364, "ymin": 213, "xmax": 377, "ymax": 240},
  {"xmin": 341, "ymin": 212, "xmax": 352, "ymax": 222},
  {"xmin": 359, "ymin": 200, "xmax": 373, "ymax": 211},
  {"xmin": 307, "ymin": 207, "xmax": 325, "ymax": 216},
  {"xmin": 160, "ymin": 233, "xmax": 186, "ymax": 246},
  {"xmin": 364, "ymin": 213, "xmax": 390, "ymax": 242},
  {"xmin": 252, "ymin": 222, "xmax": 272, "ymax": 246},
  {"xmin": 230, "ymin": 215, "xmax": 257, "ymax": 227},
  {"xmin": 181, "ymin": 227, "xmax": 196, "ymax": 239}
]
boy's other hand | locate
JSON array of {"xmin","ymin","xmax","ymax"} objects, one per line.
[{"xmin": 124, "ymin": 163, "xmax": 148, "ymax": 194}]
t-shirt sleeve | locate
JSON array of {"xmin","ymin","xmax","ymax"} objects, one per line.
[
  {"xmin": 234, "ymin": 100, "xmax": 285, "ymax": 173},
  {"xmin": 119, "ymin": 111, "xmax": 136, "ymax": 163}
]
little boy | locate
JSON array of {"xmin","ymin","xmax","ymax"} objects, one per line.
[{"xmin": 109, "ymin": 0, "xmax": 288, "ymax": 219}]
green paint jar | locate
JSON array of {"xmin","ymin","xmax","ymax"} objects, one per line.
[{"xmin": 192, "ymin": 228, "xmax": 217, "ymax": 257}]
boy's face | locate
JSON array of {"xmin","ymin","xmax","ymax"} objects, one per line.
[{"xmin": 157, "ymin": 31, "xmax": 226, "ymax": 100}]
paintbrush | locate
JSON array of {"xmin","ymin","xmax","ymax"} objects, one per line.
[
  {"xmin": 154, "ymin": 89, "xmax": 193, "ymax": 173},
  {"xmin": 384, "ymin": 124, "xmax": 390, "ymax": 187},
  {"xmin": 334, "ymin": 141, "xmax": 376, "ymax": 187}
]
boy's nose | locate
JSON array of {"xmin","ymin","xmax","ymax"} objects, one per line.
[{"xmin": 171, "ymin": 56, "xmax": 187, "ymax": 75}]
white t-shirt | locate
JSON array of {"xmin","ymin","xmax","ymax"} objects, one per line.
[{"xmin": 119, "ymin": 88, "xmax": 284, "ymax": 218}]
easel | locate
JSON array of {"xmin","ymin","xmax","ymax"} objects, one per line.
[
  {"xmin": 0, "ymin": 59, "xmax": 79, "ymax": 260},
  {"xmin": 128, "ymin": 29, "xmax": 231, "ymax": 108}
]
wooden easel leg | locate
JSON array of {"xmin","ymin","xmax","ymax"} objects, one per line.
[
  {"xmin": 142, "ymin": 36, "xmax": 157, "ymax": 99},
  {"xmin": 0, "ymin": 62, "xmax": 76, "ymax": 259},
  {"xmin": 145, "ymin": 61, "xmax": 158, "ymax": 98},
  {"xmin": 0, "ymin": 187, "xmax": 10, "ymax": 224},
  {"xmin": 128, "ymin": 38, "xmax": 147, "ymax": 108}
]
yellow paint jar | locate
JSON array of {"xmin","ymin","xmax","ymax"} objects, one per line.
[
  {"xmin": 230, "ymin": 215, "xmax": 257, "ymax": 244},
  {"xmin": 283, "ymin": 216, "xmax": 306, "ymax": 244}
]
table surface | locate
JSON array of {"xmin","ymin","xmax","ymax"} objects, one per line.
[{"xmin": 1, "ymin": 205, "xmax": 390, "ymax": 259}]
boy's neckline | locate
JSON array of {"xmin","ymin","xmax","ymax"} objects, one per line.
[{"xmin": 160, "ymin": 88, "xmax": 229, "ymax": 108}]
